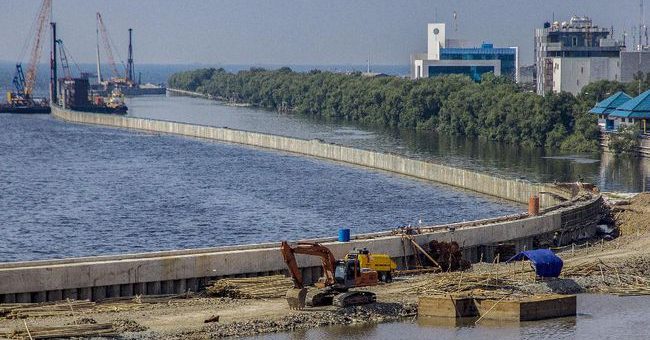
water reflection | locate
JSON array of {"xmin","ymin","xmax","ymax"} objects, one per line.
[
  {"xmin": 250, "ymin": 295, "xmax": 649, "ymax": 340},
  {"xmin": 128, "ymin": 95, "xmax": 649, "ymax": 192}
]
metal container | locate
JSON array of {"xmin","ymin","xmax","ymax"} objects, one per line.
[{"xmin": 338, "ymin": 228, "xmax": 351, "ymax": 242}]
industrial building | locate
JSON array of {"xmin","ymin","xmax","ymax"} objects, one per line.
[
  {"xmin": 411, "ymin": 23, "xmax": 519, "ymax": 82},
  {"xmin": 535, "ymin": 16, "xmax": 624, "ymax": 95},
  {"xmin": 621, "ymin": 50, "xmax": 650, "ymax": 82}
]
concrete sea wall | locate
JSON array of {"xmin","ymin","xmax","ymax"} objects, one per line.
[
  {"xmin": 0, "ymin": 106, "xmax": 602, "ymax": 303},
  {"xmin": 600, "ymin": 132, "xmax": 650, "ymax": 157},
  {"xmin": 50, "ymin": 105, "xmax": 564, "ymax": 207},
  {"xmin": 0, "ymin": 194, "xmax": 601, "ymax": 303}
]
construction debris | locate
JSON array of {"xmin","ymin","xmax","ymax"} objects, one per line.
[
  {"xmin": 204, "ymin": 315, "xmax": 220, "ymax": 323},
  {"xmin": 206, "ymin": 275, "xmax": 294, "ymax": 299},
  {"xmin": 1, "ymin": 294, "xmax": 193, "ymax": 319},
  {"xmin": 6, "ymin": 323, "xmax": 116, "ymax": 339},
  {"xmin": 611, "ymin": 193, "xmax": 650, "ymax": 236},
  {"xmin": 111, "ymin": 318, "xmax": 148, "ymax": 332},
  {"xmin": 2, "ymin": 300, "xmax": 96, "ymax": 319},
  {"xmin": 427, "ymin": 240, "xmax": 471, "ymax": 271}
]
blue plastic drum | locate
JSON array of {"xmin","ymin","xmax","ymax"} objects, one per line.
[{"xmin": 338, "ymin": 228, "xmax": 351, "ymax": 242}]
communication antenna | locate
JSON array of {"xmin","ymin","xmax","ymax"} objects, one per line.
[
  {"xmin": 367, "ymin": 52, "xmax": 370, "ymax": 73},
  {"xmin": 641, "ymin": 0, "xmax": 646, "ymax": 50},
  {"xmin": 96, "ymin": 19, "xmax": 102, "ymax": 83}
]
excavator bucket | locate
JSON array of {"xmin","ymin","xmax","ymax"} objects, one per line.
[{"xmin": 286, "ymin": 288, "xmax": 308, "ymax": 309}]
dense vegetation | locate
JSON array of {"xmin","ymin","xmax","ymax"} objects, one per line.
[
  {"xmin": 608, "ymin": 125, "xmax": 641, "ymax": 154},
  {"xmin": 168, "ymin": 68, "xmax": 650, "ymax": 152}
]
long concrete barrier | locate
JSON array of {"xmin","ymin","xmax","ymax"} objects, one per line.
[
  {"xmin": 50, "ymin": 105, "xmax": 565, "ymax": 207},
  {"xmin": 0, "ymin": 192, "xmax": 601, "ymax": 303},
  {"xmin": 0, "ymin": 106, "xmax": 604, "ymax": 303}
]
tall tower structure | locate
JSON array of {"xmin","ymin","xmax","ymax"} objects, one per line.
[
  {"xmin": 127, "ymin": 28, "xmax": 135, "ymax": 83},
  {"xmin": 50, "ymin": 22, "xmax": 57, "ymax": 102},
  {"xmin": 427, "ymin": 23, "xmax": 446, "ymax": 60}
]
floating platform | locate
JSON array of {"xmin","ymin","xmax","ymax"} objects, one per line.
[
  {"xmin": 0, "ymin": 104, "xmax": 51, "ymax": 114},
  {"xmin": 418, "ymin": 294, "xmax": 576, "ymax": 321},
  {"xmin": 120, "ymin": 85, "xmax": 166, "ymax": 96},
  {"xmin": 65, "ymin": 105, "xmax": 127, "ymax": 115}
]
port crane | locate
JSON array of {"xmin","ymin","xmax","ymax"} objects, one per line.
[
  {"xmin": 55, "ymin": 39, "xmax": 82, "ymax": 81},
  {"xmin": 96, "ymin": 12, "xmax": 131, "ymax": 86},
  {"xmin": 6, "ymin": 0, "xmax": 51, "ymax": 107}
]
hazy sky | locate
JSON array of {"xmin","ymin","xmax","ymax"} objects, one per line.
[{"xmin": 0, "ymin": 0, "xmax": 644, "ymax": 66}]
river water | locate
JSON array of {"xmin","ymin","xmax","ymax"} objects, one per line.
[
  {"xmin": 0, "ymin": 114, "xmax": 521, "ymax": 262},
  {"xmin": 128, "ymin": 95, "xmax": 650, "ymax": 193},
  {"xmin": 248, "ymin": 294, "xmax": 650, "ymax": 340}
]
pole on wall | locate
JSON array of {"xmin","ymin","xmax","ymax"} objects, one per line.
[{"xmin": 50, "ymin": 22, "xmax": 57, "ymax": 103}]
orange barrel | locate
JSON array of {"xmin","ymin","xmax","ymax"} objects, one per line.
[{"xmin": 528, "ymin": 195, "xmax": 540, "ymax": 216}]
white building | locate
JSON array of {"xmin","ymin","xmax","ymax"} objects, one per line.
[
  {"xmin": 411, "ymin": 23, "xmax": 519, "ymax": 82},
  {"xmin": 535, "ymin": 16, "xmax": 624, "ymax": 95},
  {"xmin": 549, "ymin": 57, "xmax": 621, "ymax": 94}
]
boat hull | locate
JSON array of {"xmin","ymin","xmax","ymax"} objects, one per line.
[
  {"xmin": 0, "ymin": 105, "xmax": 51, "ymax": 114},
  {"xmin": 68, "ymin": 105, "xmax": 128, "ymax": 115}
]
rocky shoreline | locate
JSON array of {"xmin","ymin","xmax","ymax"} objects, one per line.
[{"xmin": 125, "ymin": 302, "xmax": 417, "ymax": 339}]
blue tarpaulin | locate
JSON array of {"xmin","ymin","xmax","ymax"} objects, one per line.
[{"xmin": 506, "ymin": 249, "xmax": 563, "ymax": 278}]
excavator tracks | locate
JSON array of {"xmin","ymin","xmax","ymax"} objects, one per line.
[{"xmin": 332, "ymin": 291, "xmax": 376, "ymax": 307}]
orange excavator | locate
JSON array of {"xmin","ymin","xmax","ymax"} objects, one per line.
[{"xmin": 280, "ymin": 241, "xmax": 378, "ymax": 309}]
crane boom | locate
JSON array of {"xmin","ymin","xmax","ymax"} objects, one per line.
[
  {"xmin": 13, "ymin": 65, "xmax": 26, "ymax": 93},
  {"xmin": 96, "ymin": 12, "xmax": 124, "ymax": 80},
  {"xmin": 24, "ymin": 0, "xmax": 52, "ymax": 97},
  {"xmin": 55, "ymin": 39, "xmax": 71, "ymax": 80},
  {"xmin": 280, "ymin": 241, "xmax": 337, "ymax": 289}
]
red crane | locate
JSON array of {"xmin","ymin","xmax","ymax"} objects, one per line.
[{"xmin": 10, "ymin": 0, "xmax": 51, "ymax": 103}]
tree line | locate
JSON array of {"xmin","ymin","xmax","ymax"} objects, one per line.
[{"xmin": 168, "ymin": 68, "xmax": 649, "ymax": 152}]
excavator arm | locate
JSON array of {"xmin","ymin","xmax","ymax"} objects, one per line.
[
  {"xmin": 280, "ymin": 241, "xmax": 337, "ymax": 288},
  {"xmin": 280, "ymin": 241, "xmax": 337, "ymax": 309}
]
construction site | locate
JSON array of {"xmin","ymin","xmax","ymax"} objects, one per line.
[{"xmin": 0, "ymin": 192, "xmax": 647, "ymax": 339}]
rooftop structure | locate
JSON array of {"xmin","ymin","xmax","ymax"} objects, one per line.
[
  {"xmin": 535, "ymin": 16, "xmax": 624, "ymax": 95},
  {"xmin": 589, "ymin": 91, "xmax": 633, "ymax": 115},
  {"xmin": 610, "ymin": 89, "xmax": 650, "ymax": 119},
  {"xmin": 590, "ymin": 90, "xmax": 650, "ymax": 133},
  {"xmin": 411, "ymin": 23, "xmax": 519, "ymax": 82},
  {"xmin": 589, "ymin": 91, "xmax": 632, "ymax": 131}
]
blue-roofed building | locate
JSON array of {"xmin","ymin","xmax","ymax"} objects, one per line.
[
  {"xmin": 411, "ymin": 23, "xmax": 519, "ymax": 82},
  {"xmin": 588, "ymin": 91, "xmax": 632, "ymax": 131},
  {"xmin": 608, "ymin": 90, "xmax": 650, "ymax": 134}
]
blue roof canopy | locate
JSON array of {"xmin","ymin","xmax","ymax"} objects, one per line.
[
  {"xmin": 610, "ymin": 89, "xmax": 650, "ymax": 119},
  {"xmin": 589, "ymin": 91, "xmax": 632, "ymax": 115},
  {"xmin": 506, "ymin": 249, "xmax": 564, "ymax": 278}
]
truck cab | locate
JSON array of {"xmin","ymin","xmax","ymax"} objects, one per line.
[
  {"xmin": 345, "ymin": 248, "xmax": 397, "ymax": 282},
  {"xmin": 333, "ymin": 258, "xmax": 378, "ymax": 290}
]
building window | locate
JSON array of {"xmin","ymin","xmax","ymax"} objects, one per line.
[
  {"xmin": 577, "ymin": 79, "xmax": 580, "ymax": 86},
  {"xmin": 581, "ymin": 67, "xmax": 584, "ymax": 74},
  {"xmin": 572, "ymin": 37, "xmax": 578, "ymax": 46}
]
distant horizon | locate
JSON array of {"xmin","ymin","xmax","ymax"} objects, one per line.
[
  {"xmin": 1, "ymin": 1, "xmax": 644, "ymax": 66},
  {"xmin": 0, "ymin": 61, "xmax": 411, "ymax": 67}
]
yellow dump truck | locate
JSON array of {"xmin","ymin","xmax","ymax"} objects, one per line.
[{"xmin": 345, "ymin": 248, "xmax": 397, "ymax": 282}]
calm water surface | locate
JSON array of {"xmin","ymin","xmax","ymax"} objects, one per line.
[
  {"xmin": 0, "ymin": 114, "xmax": 521, "ymax": 262},
  {"xmin": 128, "ymin": 95, "xmax": 650, "ymax": 192},
  {"xmin": 249, "ymin": 294, "xmax": 650, "ymax": 340}
]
